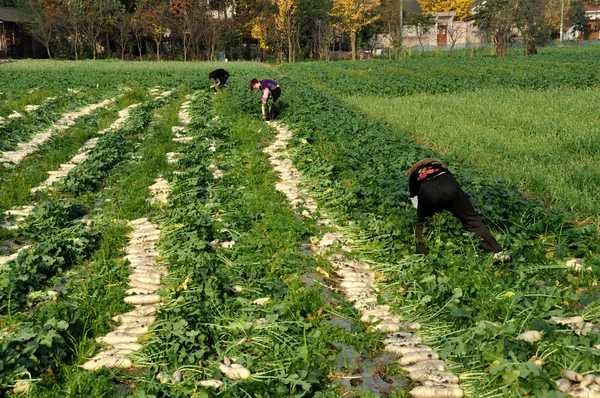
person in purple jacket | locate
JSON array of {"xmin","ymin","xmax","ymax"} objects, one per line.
[{"xmin": 250, "ymin": 78, "xmax": 281, "ymax": 120}]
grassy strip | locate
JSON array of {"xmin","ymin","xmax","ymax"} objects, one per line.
[
  {"xmin": 101, "ymin": 89, "xmax": 187, "ymax": 220},
  {"xmin": 343, "ymin": 87, "xmax": 600, "ymax": 219},
  {"xmin": 0, "ymin": 88, "xmax": 147, "ymax": 213}
]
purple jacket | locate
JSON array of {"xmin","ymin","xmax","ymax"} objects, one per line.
[{"xmin": 260, "ymin": 79, "xmax": 279, "ymax": 91}]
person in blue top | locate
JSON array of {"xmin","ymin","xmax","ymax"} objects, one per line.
[{"xmin": 250, "ymin": 78, "xmax": 281, "ymax": 120}]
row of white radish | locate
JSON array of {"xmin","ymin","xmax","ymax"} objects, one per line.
[
  {"xmin": 82, "ymin": 217, "xmax": 164, "ymax": 371},
  {"xmin": 263, "ymin": 121, "xmax": 462, "ymax": 398},
  {"xmin": 0, "ymin": 92, "xmax": 124, "ymax": 165}
]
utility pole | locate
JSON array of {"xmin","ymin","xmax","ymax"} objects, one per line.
[{"xmin": 560, "ymin": 0, "xmax": 565, "ymax": 42}]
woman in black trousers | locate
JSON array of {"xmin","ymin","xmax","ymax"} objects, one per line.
[{"xmin": 408, "ymin": 158, "xmax": 509, "ymax": 262}]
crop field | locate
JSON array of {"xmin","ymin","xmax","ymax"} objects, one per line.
[{"xmin": 1, "ymin": 46, "xmax": 600, "ymax": 398}]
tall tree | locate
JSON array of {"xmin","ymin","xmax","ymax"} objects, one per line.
[
  {"xmin": 473, "ymin": 0, "xmax": 514, "ymax": 56},
  {"xmin": 329, "ymin": 0, "xmax": 380, "ymax": 60},
  {"xmin": 418, "ymin": 0, "xmax": 473, "ymax": 20},
  {"xmin": 569, "ymin": 0, "xmax": 591, "ymax": 39},
  {"xmin": 110, "ymin": 4, "xmax": 132, "ymax": 59},
  {"xmin": 82, "ymin": 0, "xmax": 116, "ymax": 59},
  {"xmin": 274, "ymin": 0, "xmax": 297, "ymax": 62},
  {"xmin": 406, "ymin": 11, "xmax": 434, "ymax": 52},
  {"xmin": 58, "ymin": 0, "xmax": 85, "ymax": 60},
  {"xmin": 380, "ymin": 0, "xmax": 403, "ymax": 59},
  {"xmin": 145, "ymin": 0, "xmax": 169, "ymax": 60},
  {"xmin": 513, "ymin": 0, "xmax": 557, "ymax": 54},
  {"xmin": 20, "ymin": 0, "xmax": 59, "ymax": 58}
]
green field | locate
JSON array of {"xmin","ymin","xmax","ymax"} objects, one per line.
[
  {"xmin": 344, "ymin": 87, "xmax": 600, "ymax": 218},
  {"xmin": 1, "ymin": 49, "xmax": 600, "ymax": 397}
]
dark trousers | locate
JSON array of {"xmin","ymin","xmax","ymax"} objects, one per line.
[
  {"xmin": 218, "ymin": 73, "xmax": 229, "ymax": 86},
  {"xmin": 271, "ymin": 87, "xmax": 281, "ymax": 102},
  {"xmin": 416, "ymin": 173, "xmax": 502, "ymax": 255}
]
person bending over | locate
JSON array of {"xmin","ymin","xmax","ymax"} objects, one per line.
[
  {"xmin": 250, "ymin": 78, "xmax": 281, "ymax": 121},
  {"xmin": 209, "ymin": 69, "xmax": 229, "ymax": 92},
  {"xmin": 408, "ymin": 158, "xmax": 509, "ymax": 263}
]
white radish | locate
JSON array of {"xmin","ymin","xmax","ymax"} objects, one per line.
[
  {"xmin": 399, "ymin": 351, "xmax": 440, "ymax": 366},
  {"xmin": 82, "ymin": 356, "xmax": 132, "ymax": 371},
  {"xmin": 550, "ymin": 316, "xmax": 584, "ymax": 325},
  {"xmin": 198, "ymin": 380, "xmax": 223, "ymax": 388},
  {"xmin": 126, "ymin": 288, "xmax": 158, "ymax": 295},
  {"xmin": 385, "ymin": 344, "xmax": 433, "ymax": 356},
  {"xmin": 12, "ymin": 381, "xmax": 30, "ymax": 394},
  {"xmin": 113, "ymin": 343, "xmax": 143, "ymax": 351},
  {"xmin": 402, "ymin": 360, "xmax": 448, "ymax": 373},
  {"xmin": 253, "ymin": 297, "xmax": 270, "ymax": 305},
  {"xmin": 562, "ymin": 370, "xmax": 584, "ymax": 382},
  {"xmin": 570, "ymin": 387, "xmax": 600, "ymax": 398},
  {"xmin": 124, "ymin": 294, "xmax": 162, "ymax": 305},
  {"xmin": 113, "ymin": 315, "xmax": 156, "ymax": 323},
  {"xmin": 555, "ymin": 378, "xmax": 572, "ymax": 392},
  {"xmin": 409, "ymin": 385, "xmax": 464, "ymax": 398},
  {"xmin": 516, "ymin": 330, "xmax": 542, "ymax": 342},
  {"xmin": 385, "ymin": 332, "xmax": 422, "ymax": 344},
  {"xmin": 409, "ymin": 370, "xmax": 459, "ymax": 384},
  {"xmin": 582, "ymin": 375, "xmax": 596, "ymax": 388},
  {"xmin": 97, "ymin": 334, "xmax": 138, "ymax": 345},
  {"xmin": 219, "ymin": 363, "xmax": 251, "ymax": 380}
]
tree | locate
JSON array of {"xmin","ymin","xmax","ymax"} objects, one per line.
[
  {"xmin": 20, "ymin": 0, "xmax": 59, "ymax": 58},
  {"xmin": 418, "ymin": 0, "xmax": 473, "ymax": 20},
  {"xmin": 131, "ymin": 2, "xmax": 148, "ymax": 61},
  {"xmin": 145, "ymin": 0, "xmax": 169, "ymax": 60},
  {"xmin": 274, "ymin": 0, "xmax": 298, "ymax": 62},
  {"xmin": 82, "ymin": 0, "xmax": 116, "ymax": 59},
  {"xmin": 447, "ymin": 18, "xmax": 466, "ymax": 50},
  {"xmin": 58, "ymin": 0, "xmax": 85, "ymax": 60},
  {"xmin": 169, "ymin": 0, "xmax": 198, "ymax": 61},
  {"xmin": 473, "ymin": 0, "xmax": 514, "ymax": 56},
  {"xmin": 380, "ymin": 0, "xmax": 404, "ymax": 59},
  {"xmin": 329, "ymin": 0, "xmax": 380, "ymax": 61},
  {"xmin": 569, "ymin": 0, "xmax": 591, "ymax": 39},
  {"xmin": 110, "ymin": 5, "xmax": 132, "ymax": 59},
  {"xmin": 406, "ymin": 11, "xmax": 434, "ymax": 52},
  {"xmin": 513, "ymin": 0, "xmax": 557, "ymax": 55}
]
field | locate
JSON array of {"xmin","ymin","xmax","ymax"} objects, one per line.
[{"xmin": 1, "ymin": 46, "xmax": 600, "ymax": 398}]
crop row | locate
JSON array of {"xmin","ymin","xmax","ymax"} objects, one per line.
[
  {"xmin": 275, "ymin": 74, "xmax": 600, "ymax": 396},
  {"xmin": 279, "ymin": 45, "xmax": 600, "ymax": 97}
]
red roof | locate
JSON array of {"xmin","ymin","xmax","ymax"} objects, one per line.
[{"xmin": 584, "ymin": 4, "xmax": 600, "ymax": 11}]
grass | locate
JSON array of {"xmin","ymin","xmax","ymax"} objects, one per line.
[{"xmin": 343, "ymin": 86, "xmax": 600, "ymax": 219}]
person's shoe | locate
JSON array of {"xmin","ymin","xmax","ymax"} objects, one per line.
[{"xmin": 493, "ymin": 251, "xmax": 511, "ymax": 264}]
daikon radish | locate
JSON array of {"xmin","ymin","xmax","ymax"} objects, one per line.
[
  {"xmin": 82, "ymin": 356, "xmax": 133, "ymax": 371},
  {"xmin": 594, "ymin": 376, "xmax": 600, "ymax": 385},
  {"xmin": 113, "ymin": 343, "xmax": 143, "ymax": 351},
  {"xmin": 97, "ymin": 334, "xmax": 139, "ymax": 345},
  {"xmin": 409, "ymin": 370, "xmax": 459, "ymax": 384},
  {"xmin": 399, "ymin": 351, "xmax": 440, "ymax": 366},
  {"xmin": 385, "ymin": 344, "xmax": 433, "ymax": 356},
  {"xmin": 253, "ymin": 297, "xmax": 270, "ymax": 305},
  {"xmin": 550, "ymin": 316, "xmax": 584, "ymax": 325},
  {"xmin": 199, "ymin": 380, "xmax": 223, "ymax": 388},
  {"xmin": 570, "ymin": 387, "xmax": 600, "ymax": 398},
  {"xmin": 386, "ymin": 332, "xmax": 421, "ymax": 343},
  {"xmin": 113, "ymin": 315, "xmax": 156, "ymax": 323},
  {"xmin": 126, "ymin": 287, "xmax": 158, "ymax": 295},
  {"xmin": 516, "ymin": 330, "xmax": 542, "ymax": 342},
  {"xmin": 582, "ymin": 374, "xmax": 596, "ymax": 388},
  {"xmin": 129, "ymin": 275, "xmax": 161, "ymax": 285},
  {"xmin": 128, "ymin": 280, "xmax": 162, "ymax": 290},
  {"xmin": 219, "ymin": 363, "xmax": 251, "ymax": 380},
  {"xmin": 172, "ymin": 370, "xmax": 182, "ymax": 382},
  {"xmin": 12, "ymin": 381, "xmax": 30, "ymax": 394},
  {"xmin": 555, "ymin": 378, "xmax": 571, "ymax": 393},
  {"xmin": 562, "ymin": 370, "xmax": 584, "ymax": 382},
  {"xmin": 124, "ymin": 294, "xmax": 162, "ymax": 305},
  {"xmin": 402, "ymin": 359, "xmax": 448, "ymax": 373},
  {"xmin": 409, "ymin": 385, "xmax": 463, "ymax": 398}
]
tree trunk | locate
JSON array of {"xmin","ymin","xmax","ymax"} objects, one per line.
[{"xmin": 351, "ymin": 31, "xmax": 356, "ymax": 61}]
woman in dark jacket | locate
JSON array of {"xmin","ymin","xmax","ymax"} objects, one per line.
[
  {"xmin": 408, "ymin": 158, "xmax": 509, "ymax": 262},
  {"xmin": 209, "ymin": 69, "xmax": 230, "ymax": 91}
]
